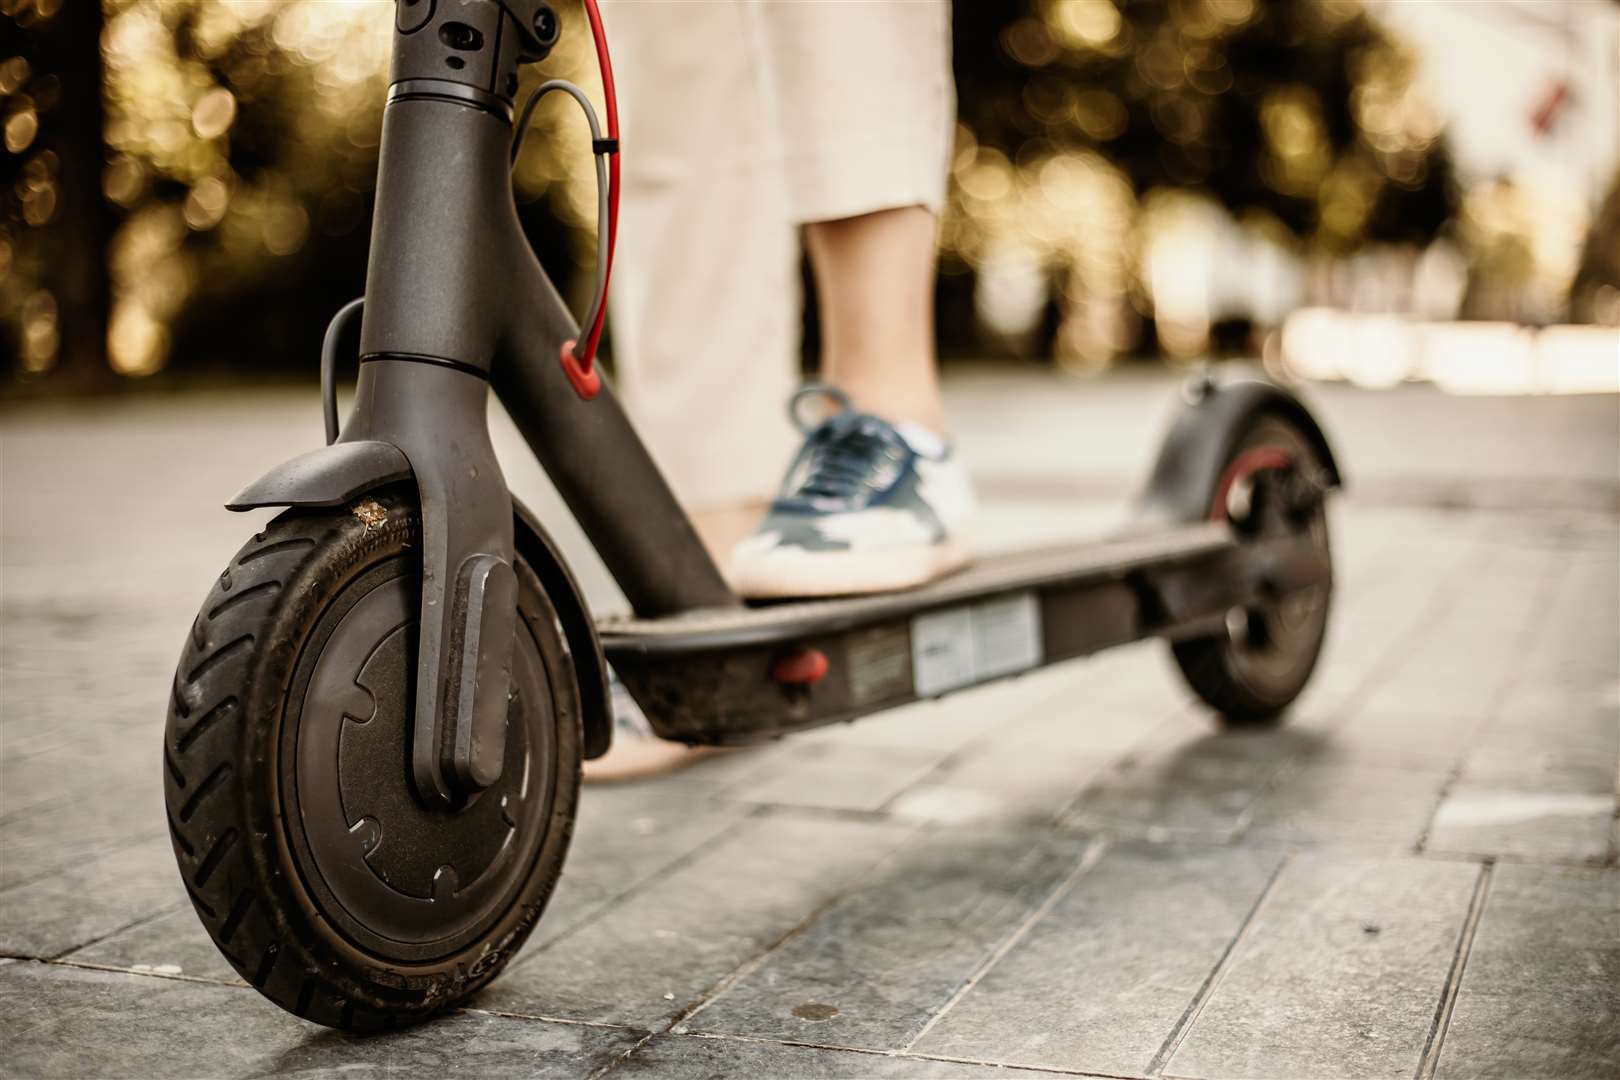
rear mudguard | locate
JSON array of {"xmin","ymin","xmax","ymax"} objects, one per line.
[
  {"xmin": 227, "ymin": 447, "xmax": 613, "ymax": 760},
  {"xmin": 1136, "ymin": 373, "xmax": 1342, "ymax": 525}
]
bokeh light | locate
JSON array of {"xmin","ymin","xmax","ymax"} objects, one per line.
[{"xmin": 0, "ymin": 0, "xmax": 1614, "ymax": 386}]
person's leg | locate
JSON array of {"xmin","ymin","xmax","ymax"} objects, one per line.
[
  {"xmin": 598, "ymin": 0, "xmax": 800, "ymax": 555},
  {"xmin": 729, "ymin": 0, "xmax": 971, "ymax": 599},
  {"xmin": 805, "ymin": 206, "xmax": 947, "ymax": 435},
  {"xmin": 587, "ymin": 0, "xmax": 798, "ymax": 778},
  {"xmin": 772, "ymin": 0, "xmax": 954, "ymax": 434}
]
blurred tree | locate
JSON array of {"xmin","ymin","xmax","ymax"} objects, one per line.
[
  {"xmin": 1569, "ymin": 169, "xmax": 1620, "ymax": 325},
  {"xmin": 4, "ymin": 0, "xmax": 598, "ymax": 386},
  {"xmin": 6, "ymin": 0, "xmax": 1465, "ymax": 386},
  {"xmin": 955, "ymin": 0, "xmax": 1455, "ymax": 246},
  {"xmin": 948, "ymin": 0, "xmax": 1459, "ymax": 364},
  {"xmin": 2, "ymin": 0, "xmax": 114, "ymax": 388}
]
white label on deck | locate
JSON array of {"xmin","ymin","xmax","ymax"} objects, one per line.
[{"xmin": 911, "ymin": 592, "xmax": 1042, "ymax": 697}]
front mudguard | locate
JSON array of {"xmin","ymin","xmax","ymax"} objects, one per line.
[
  {"xmin": 225, "ymin": 444, "xmax": 613, "ymax": 761},
  {"xmin": 227, "ymin": 440, "xmax": 412, "ymax": 511},
  {"xmin": 1136, "ymin": 372, "xmax": 1343, "ymax": 525}
]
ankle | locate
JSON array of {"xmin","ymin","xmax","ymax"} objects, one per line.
[{"xmin": 822, "ymin": 376, "xmax": 946, "ymax": 435}]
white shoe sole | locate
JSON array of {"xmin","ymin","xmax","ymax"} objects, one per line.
[{"xmin": 732, "ymin": 540, "xmax": 974, "ymax": 599}]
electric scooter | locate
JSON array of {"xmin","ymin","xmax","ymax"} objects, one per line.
[{"xmin": 163, "ymin": 0, "xmax": 1339, "ymax": 1031}]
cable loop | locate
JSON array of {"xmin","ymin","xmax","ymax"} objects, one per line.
[{"xmin": 511, "ymin": 80, "xmax": 612, "ymax": 360}]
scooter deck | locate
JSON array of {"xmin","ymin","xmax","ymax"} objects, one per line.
[
  {"xmin": 600, "ymin": 522, "xmax": 1228, "ymax": 650},
  {"xmin": 600, "ymin": 522, "xmax": 1328, "ymax": 746}
]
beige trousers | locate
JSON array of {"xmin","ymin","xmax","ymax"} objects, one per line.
[{"xmin": 603, "ymin": 0, "xmax": 955, "ymax": 511}]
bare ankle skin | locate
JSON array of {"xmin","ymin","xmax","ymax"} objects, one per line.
[
  {"xmin": 691, "ymin": 501, "xmax": 767, "ymax": 569},
  {"xmin": 804, "ymin": 205, "xmax": 947, "ymax": 434}
]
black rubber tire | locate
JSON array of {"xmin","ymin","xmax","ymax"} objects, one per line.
[
  {"xmin": 1171, "ymin": 413, "xmax": 1333, "ymax": 726},
  {"xmin": 163, "ymin": 488, "xmax": 580, "ymax": 1030}
]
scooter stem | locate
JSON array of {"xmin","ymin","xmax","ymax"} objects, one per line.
[
  {"xmin": 345, "ymin": 0, "xmax": 733, "ymax": 804},
  {"xmin": 346, "ymin": 0, "xmax": 556, "ymax": 805}
]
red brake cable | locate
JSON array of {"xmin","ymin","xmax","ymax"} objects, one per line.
[{"xmin": 559, "ymin": 0, "xmax": 619, "ymax": 400}]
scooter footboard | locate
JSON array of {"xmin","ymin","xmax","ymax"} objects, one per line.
[{"xmin": 602, "ymin": 526, "xmax": 1325, "ymax": 745}]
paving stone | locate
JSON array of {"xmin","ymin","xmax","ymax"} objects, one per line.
[
  {"xmin": 717, "ymin": 742, "xmax": 953, "ymax": 813},
  {"xmin": 885, "ymin": 743, "xmax": 1118, "ymax": 826},
  {"xmin": 0, "ymin": 961, "xmax": 640, "ymax": 1079},
  {"xmin": 61, "ymin": 785, "xmax": 753, "ymax": 983},
  {"xmin": 1242, "ymin": 763, "xmax": 1448, "ymax": 850},
  {"xmin": 688, "ymin": 829, "xmax": 1096, "ymax": 1049},
  {"xmin": 65, "ymin": 905, "xmax": 243, "ymax": 985},
  {"xmin": 4, "ymin": 378, "xmax": 1616, "ymax": 1077},
  {"xmin": 1491, "ymin": 695, "xmax": 1620, "ymax": 756},
  {"xmin": 0, "ymin": 775, "xmax": 165, "ymax": 891},
  {"xmin": 1456, "ymin": 731, "xmax": 1618, "ymax": 795},
  {"xmin": 1355, "ymin": 669, "xmax": 1511, "ymax": 723},
  {"xmin": 0, "ymin": 733, "xmax": 171, "ymax": 824},
  {"xmin": 639, "ymin": 738, "xmax": 806, "ymax": 799},
  {"xmin": 476, "ymin": 813, "xmax": 915, "ymax": 1028},
  {"xmin": 1166, "ymin": 854, "xmax": 1481, "ymax": 1080},
  {"xmin": 533, "ymin": 786, "xmax": 755, "ymax": 947},
  {"xmin": 1433, "ymin": 863, "xmax": 1619, "ymax": 1080},
  {"xmin": 1002, "ymin": 691, "xmax": 1182, "ymax": 757},
  {"xmin": 800, "ymin": 666, "xmax": 1075, "ymax": 754},
  {"xmin": 1436, "ymin": 991, "xmax": 1620, "ymax": 1080},
  {"xmin": 1301, "ymin": 708, "xmax": 1486, "ymax": 771},
  {"xmin": 912, "ymin": 844, "xmax": 1281, "ymax": 1075},
  {"xmin": 1453, "ymin": 863, "xmax": 1620, "ymax": 994},
  {"xmin": 1061, "ymin": 724, "xmax": 1311, "ymax": 842},
  {"xmin": 0, "ymin": 834, "xmax": 186, "ymax": 958},
  {"xmin": 616, "ymin": 1033, "xmax": 1062, "ymax": 1078},
  {"xmin": 1426, "ymin": 784, "xmax": 1615, "ymax": 863}
]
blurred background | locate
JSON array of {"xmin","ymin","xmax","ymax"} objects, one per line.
[
  {"xmin": 2, "ymin": 10, "xmax": 1616, "ymax": 1070},
  {"xmin": 2, "ymin": 0, "xmax": 1616, "ymax": 395}
]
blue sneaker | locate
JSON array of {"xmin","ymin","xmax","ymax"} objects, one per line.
[{"xmin": 731, "ymin": 384, "xmax": 976, "ymax": 598}]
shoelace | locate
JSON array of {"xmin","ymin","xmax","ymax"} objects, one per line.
[{"xmin": 787, "ymin": 413, "xmax": 909, "ymax": 503}]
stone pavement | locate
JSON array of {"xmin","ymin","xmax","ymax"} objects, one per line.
[{"xmin": 1, "ymin": 369, "xmax": 1616, "ymax": 1079}]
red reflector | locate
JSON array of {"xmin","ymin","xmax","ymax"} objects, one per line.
[
  {"xmin": 559, "ymin": 339, "xmax": 601, "ymax": 400},
  {"xmin": 772, "ymin": 647, "xmax": 829, "ymax": 686}
]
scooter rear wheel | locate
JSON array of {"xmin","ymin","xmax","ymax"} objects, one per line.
[
  {"xmin": 163, "ymin": 489, "xmax": 580, "ymax": 1030},
  {"xmin": 1172, "ymin": 413, "xmax": 1333, "ymax": 724}
]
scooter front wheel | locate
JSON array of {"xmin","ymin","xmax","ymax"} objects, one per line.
[
  {"xmin": 1172, "ymin": 413, "xmax": 1334, "ymax": 724},
  {"xmin": 163, "ymin": 489, "xmax": 580, "ymax": 1029}
]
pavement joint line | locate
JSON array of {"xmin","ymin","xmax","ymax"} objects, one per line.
[
  {"xmin": 0, "ymin": 826, "xmax": 169, "ymax": 898},
  {"xmin": 899, "ymin": 836, "xmax": 1111, "ymax": 1055},
  {"xmin": 667, "ymin": 819, "xmax": 931, "ymax": 1036},
  {"xmin": 587, "ymin": 1029, "xmax": 658, "ymax": 1080},
  {"xmin": 899, "ymin": 1044, "xmax": 1151, "ymax": 1080},
  {"xmin": 1229, "ymin": 534, "xmax": 1499, "ymax": 862},
  {"xmin": 1065, "ymin": 538, "xmax": 1480, "ymax": 850},
  {"xmin": 660, "ymin": 1028, "xmax": 1151, "ymax": 1080},
  {"xmin": 1414, "ymin": 550, "xmax": 1572, "ymax": 857},
  {"xmin": 502, "ymin": 807, "xmax": 754, "ymax": 973},
  {"xmin": 454, "ymin": 1004, "xmax": 647, "ymax": 1034},
  {"xmin": 1144, "ymin": 851, "xmax": 1292, "ymax": 1077},
  {"xmin": 19, "ymin": 956, "xmax": 252, "ymax": 991},
  {"xmin": 1413, "ymin": 847, "xmax": 1619, "ymax": 871},
  {"xmin": 47, "ymin": 900, "xmax": 190, "ymax": 963},
  {"xmin": 1415, "ymin": 860, "xmax": 1496, "ymax": 1080}
]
